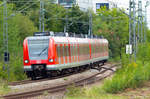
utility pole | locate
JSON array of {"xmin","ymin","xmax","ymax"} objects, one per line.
[
  {"xmin": 138, "ymin": 0, "xmax": 143, "ymax": 43},
  {"xmin": 133, "ymin": 0, "xmax": 136, "ymax": 61},
  {"xmin": 144, "ymin": 4, "xmax": 147, "ymax": 42},
  {"xmin": 129, "ymin": 0, "xmax": 132, "ymax": 45},
  {"xmin": 88, "ymin": 0, "xmax": 92, "ymax": 37},
  {"xmin": 39, "ymin": 0, "xmax": 45, "ymax": 32},
  {"xmin": 89, "ymin": 10, "xmax": 92, "ymax": 37},
  {"xmin": 129, "ymin": 0, "xmax": 137, "ymax": 61},
  {"xmin": 144, "ymin": 1, "xmax": 150, "ymax": 42},
  {"xmin": 3, "ymin": 0, "xmax": 9, "ymax": 79}
]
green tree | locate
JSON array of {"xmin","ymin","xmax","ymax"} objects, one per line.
[
  {"xmin": 67, "ymin": 5, "xmax": 89, "ymax": 34},
  {"xmin": 93, "ymin": 7, "xmax": 129, "ymax": 59}
]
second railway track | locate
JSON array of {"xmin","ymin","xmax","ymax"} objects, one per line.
[{"xmin": 3, "ymin": 63, "xmax": 119, "ymax": 99}]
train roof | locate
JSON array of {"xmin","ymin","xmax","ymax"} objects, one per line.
[{"xmin": 25, "ymin": 36, "xmax": 108, "ymax": 44}]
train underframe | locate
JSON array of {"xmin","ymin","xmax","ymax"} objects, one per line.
[{"xmin": 25, "ymin": 60, "xmax": 107, "ymax": 80}]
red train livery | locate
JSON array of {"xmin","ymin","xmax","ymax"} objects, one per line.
[{"xmin": 23, "ymin": 36, "xmax": 109, "ymax": 79}]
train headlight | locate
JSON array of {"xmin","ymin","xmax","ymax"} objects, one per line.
[
  {"xmin": 24, "ymin": 60, "xmax": 29, "ymax": 63},
  {"xmin": 49, "ymin": 59, "xmax": 53, "ymax": 63}
]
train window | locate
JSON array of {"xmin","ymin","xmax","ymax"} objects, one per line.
[
  {"xmin": 93, "ymin": 43, "xmax": 95, "ymax": 55},
  {"xmin": 73, "ymin": 44, "xmax": 74, "ymax": 56},
  {"xmin": 86, "ymin": 44, "xmax": 89, "ymax": 55},
  {"xmin": 82, "ymin": 44, "xmax": 84, "ymax": 55},
  {"xmin": 66, "ymin": 45, "xmax": 69, "ymax": 57},
  {"xmin": 57, "ymin": 45, "xmax": 60, "ymax": 57},
  {"xmin": 74, "ymin": 44, "xmax": 76, "ymax": 56},
  {"xmin": 76, "ymin": 44, "xmax": 78, "ymax": 56},
  {"xmin": 96, "ymin": 43, "xmax": 98, "ymax": 53},
  {"xmin": 60, "ymin": 45, "xmax": 63, "ymax": 57},
  {"xmin": 104, "ymin": 44, "xmax": 106, "ymax": 52},
  {"xmin": 97, "ymin": 43, "xmax": 99, "ymax": 53},
  {"xmin": 64, "ymin": 44, "xmax": 67, "ymax": 57},
  {"xmin": 79, "ymin": 44, "xmax": 81, "ymax": 55},
  {"xmin": 81, "ymin": 44, "xmax": 84, "ymax": 55},
  {"xmin": 102, "ymin": 44, "xmax": 104, "ymax": 53},
  {"xmin": 71, "ymin": 44, "xmax": 73, "ymax": 56},
  {"xmin": 72, "ymin": 44, "xmax": 74, "ymax": 56},
  {"xmin": 76, "ymin": 44, "xmax": 78, "ymax": 57},
  {"xmin": 95, "ymin": 43, "xmax": 97, "ymax": 53},
  {"xmin": 84, "ymin": 44, "xmax": 86, "ymax": 55}
]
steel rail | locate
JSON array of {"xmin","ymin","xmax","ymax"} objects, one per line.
[{"xmin": 3, "ymin": 64, "xmax": 119, "ymax": 99}]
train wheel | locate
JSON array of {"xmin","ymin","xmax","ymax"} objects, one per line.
[
  {"xmin": 31, "ymin": 75, "xmax": 37, "ymax": 80},
  {"xmin": 42, "ymin": 70, "xmax": 48, "ymax": 78},
  {"xmin": 31, "ymin": 72, "xmax": 37, "ymax": 80}
]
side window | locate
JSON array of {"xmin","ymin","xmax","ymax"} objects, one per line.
[
  {"xmin": 73, "ymin": 44, "xmax": 74, "ymax": 56},
  {"xmin": 70, "ymin": 44, "xmax": 72, "ymax": 56},
  {"xmin": 64, "ymin": 44, "xmax": 67, "ymax": 57},
  {"xmin": 57, "ymin": 45, "xmax": 60, "ymax": 57},
  {"xmin": 66, "ymin": 45, "xmax": 68, "ymax": 57},
  {"xmin": 60, "ymin": 45, "xmax": 63, "ymax": 57},
  {"xmin": 74, "ymin": 44, "xmax": 76, "ymax": 56}
]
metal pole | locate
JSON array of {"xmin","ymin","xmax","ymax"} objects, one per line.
[
  {"xmin": 39, "ymin": 0, "xmax": 42, "ymax": 32},
  {"xmin": 140, "ymin": 0, "xmax": 143, "ymax": 43},
  {"xmin": 129, "ymin": 0, "xmax": 132, "ymax": 61},
  {"xmin": 144, "ymin": 5, "xmax": 147, "ymax": 42},
  {"xmin": 133, "ymin": 0, "xmax": 136, "ymax": 61},
  {"xmin": 42, "ymin": 0, "xmax": 45, "ymax": 32},
  {"xmin": 138, "ymin": 0, "xmax": 143, "ymax": 43},
  {"xmin": 144, "ymin": 0, "xmax": 150, "ymax": 42},
  {"xmin": 144, "ymin": 6, "xmax": 147, "ymax": 42},
  {"xmin": 138, "ymin": 0, "xmax": 140, "ymax": 42},
  {"xmin": 3, "ymin": 0, "xmax": 9, "ymax": 80},
  {"xmin": 141, "ymin": 15, "xmax": 143, "ymax": 43},
  {"xmin": 129, "ymin": 0, "xmax": 132, "ymax": 45},
  {"xmin": 88, "ymin": 0, "xmax": 92, "ymax": 37}
]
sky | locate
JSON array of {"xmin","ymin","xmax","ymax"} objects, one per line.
[{"xmin": 110, "ymin": 0, "xmax": 150, "ymax": 28}]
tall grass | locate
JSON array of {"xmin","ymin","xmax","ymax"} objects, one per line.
[
  {"xmin": 66, "ymin": 85, "xmax": 127, "ymax": 99},
  {"xmin": 102, "ymin": 61, "xmax": 150, "ymax": 93},
  {"xmin": 102, "ymin": 43, "xmax": 150, "ymax": 93}
]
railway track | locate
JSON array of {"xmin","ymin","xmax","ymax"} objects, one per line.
[
  {"xmin": 9, "ymin": 63, "xmax": 113, "ymax": 86},
  {"xmin": 2, "ymin": 63, "xmax": 119, "ymax": 99},
  {"xmin": 9, "ymin": 68, "xmax": 92, "ymax": 86}
]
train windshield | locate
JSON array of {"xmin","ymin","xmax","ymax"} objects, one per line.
[{"xmin": 28, "ymin": 38, "xmax": 49, "ymax": 60}]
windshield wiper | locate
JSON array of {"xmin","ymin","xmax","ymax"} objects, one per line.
[{"xmin": 38, "ymin": 47, "xmax": 48, "ymax": 56}]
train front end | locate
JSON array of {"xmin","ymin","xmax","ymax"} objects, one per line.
[{"xmin": 23, "ymin": 36, "xmax": 55, "ymax": 79}]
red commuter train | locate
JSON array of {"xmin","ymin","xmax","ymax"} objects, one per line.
[{"xmin": 23, "ymin": 32, "xmax": 109, "ymax": 79}]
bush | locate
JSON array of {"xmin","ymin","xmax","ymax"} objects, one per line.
[
  {"xmin": 0, "ymin": 55, "xmax": 27, "ymax": 82},
  {"xmin": 102, "ymin": 43, "xmax": 150, "ymax": 93}
]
